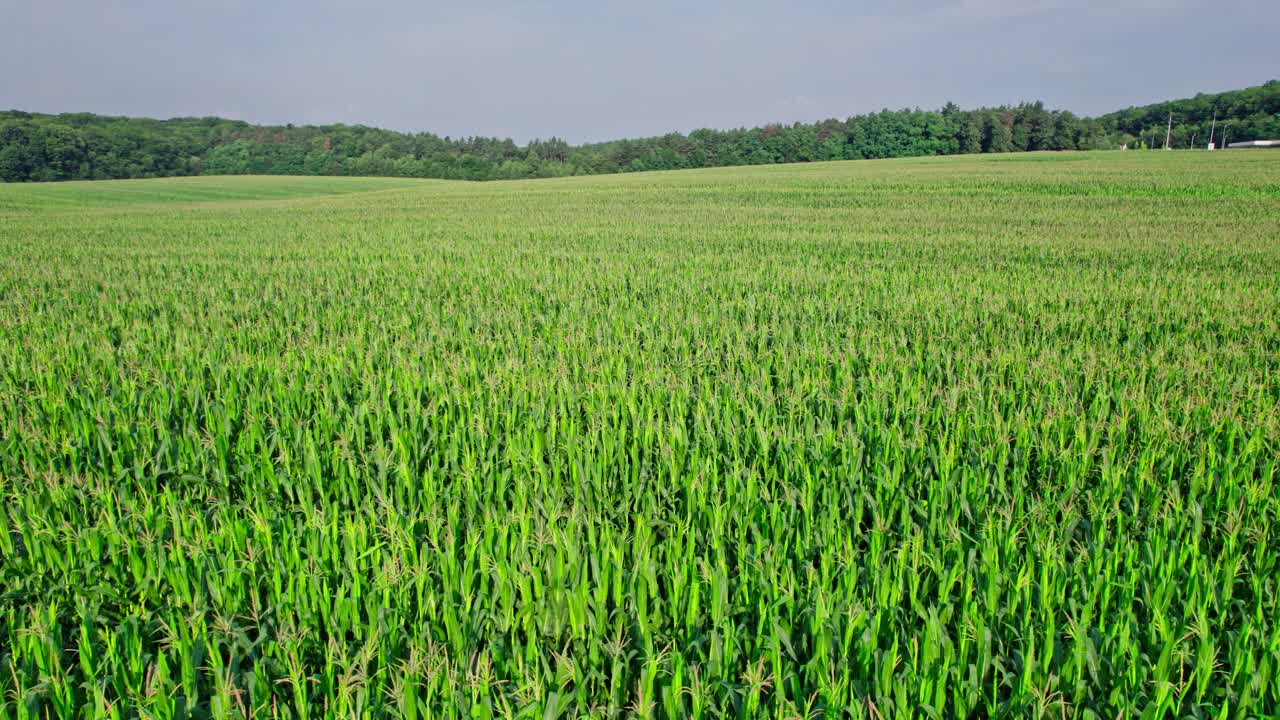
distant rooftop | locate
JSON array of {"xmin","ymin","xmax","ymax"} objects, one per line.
[{"xmin": 1226, "ymin": 140, "xmax": 1280, "ymax": 148}]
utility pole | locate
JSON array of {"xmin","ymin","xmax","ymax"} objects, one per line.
[
  {"xmin": 1164, "ymin": 111, "xmax": 1173, "ymax": 150},
  {"xmin": 1208, "ymin": 110, "xmax": 1217, "ymax": 150}
]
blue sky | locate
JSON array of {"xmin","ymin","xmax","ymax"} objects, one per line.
[{"xmin": 3, "ymin": 0, "xmax": 1276, "ymax": 143}]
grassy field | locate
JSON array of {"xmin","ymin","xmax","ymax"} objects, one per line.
[
  {"xmin": 1, "ymin": 151, "xmax": 1278, "ymax": 719},
  {"xmin": 0, "ymin": 175, "xmax": 435, "ymax": 213}
]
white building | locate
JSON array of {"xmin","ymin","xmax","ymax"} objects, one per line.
[{"xmin": 1226, "ymin": 140, "xmax": 1280, "ymax": 148}]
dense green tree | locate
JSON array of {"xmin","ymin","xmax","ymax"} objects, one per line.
[
  {"xmin": 982, "ymin": 112, "xmax": 1014, "ymax": 153},
  {"xmin": 1051, "ymin": 111, "xmax": 1081, "ymax": 150},
  {"xmin": 1025, "ymin": 102, "xmax": 1056, "ymax": 151},
  {"xmin": 1, "ymin": 81, "xmax": 1274, "ymax": 183},
  {"xmin": 1096, "ymin": 80, "xmax": 1279, "ymax": 150},
  {"xmin": 0, "ymin": 124, "xmax": 36, "ymax": 182}
]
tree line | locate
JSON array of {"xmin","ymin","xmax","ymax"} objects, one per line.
[
  {"xmin": 1097, "ymin": 81, "xmax": 1279, "ymax": 150},
  {"xmin": 1, "ymin": 81, "xmax": 1276, "ymax": 183}
]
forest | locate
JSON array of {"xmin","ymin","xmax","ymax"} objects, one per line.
[{"xmin": 1, "ymin": 81, "xmax": 1276, "ymax": 182}]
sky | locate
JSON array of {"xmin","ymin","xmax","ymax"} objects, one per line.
[{"xmin": 3, "ymin": 0, "xmax": 1277, "ymax": 144}]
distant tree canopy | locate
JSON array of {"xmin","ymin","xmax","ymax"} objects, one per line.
[
  {"xmin": 2, "ymin": 82, "xmax": 1276, "ymax": 183},
  {"xmin": 1096, "ymin": 80, "xmax": 1280, "ymax": 150}
]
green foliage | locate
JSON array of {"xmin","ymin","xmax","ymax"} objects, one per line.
[
  {"xmin": 1099, "ymin": 80, "xmax": 1280, "ymax": 149},
  {"xmin": 982, "ymin": 112, "xmax": 1015, "ymax": 153},
  {"xmin": 4, "ymin": 81, "xmax": 1271, "ymax": 185},
  {"xmin": 1, "ymin": 152, "xmax": 1279, "ymax": 718}
]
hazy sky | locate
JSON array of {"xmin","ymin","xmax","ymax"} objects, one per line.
[{"xmin": 3, "ymin": 0, "xmax": 1276, "ymax": 143}]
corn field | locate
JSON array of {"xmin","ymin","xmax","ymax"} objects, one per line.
[{"xmin": 1, "ymin": 151, "xmax": 1278, "ymax": 718}]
